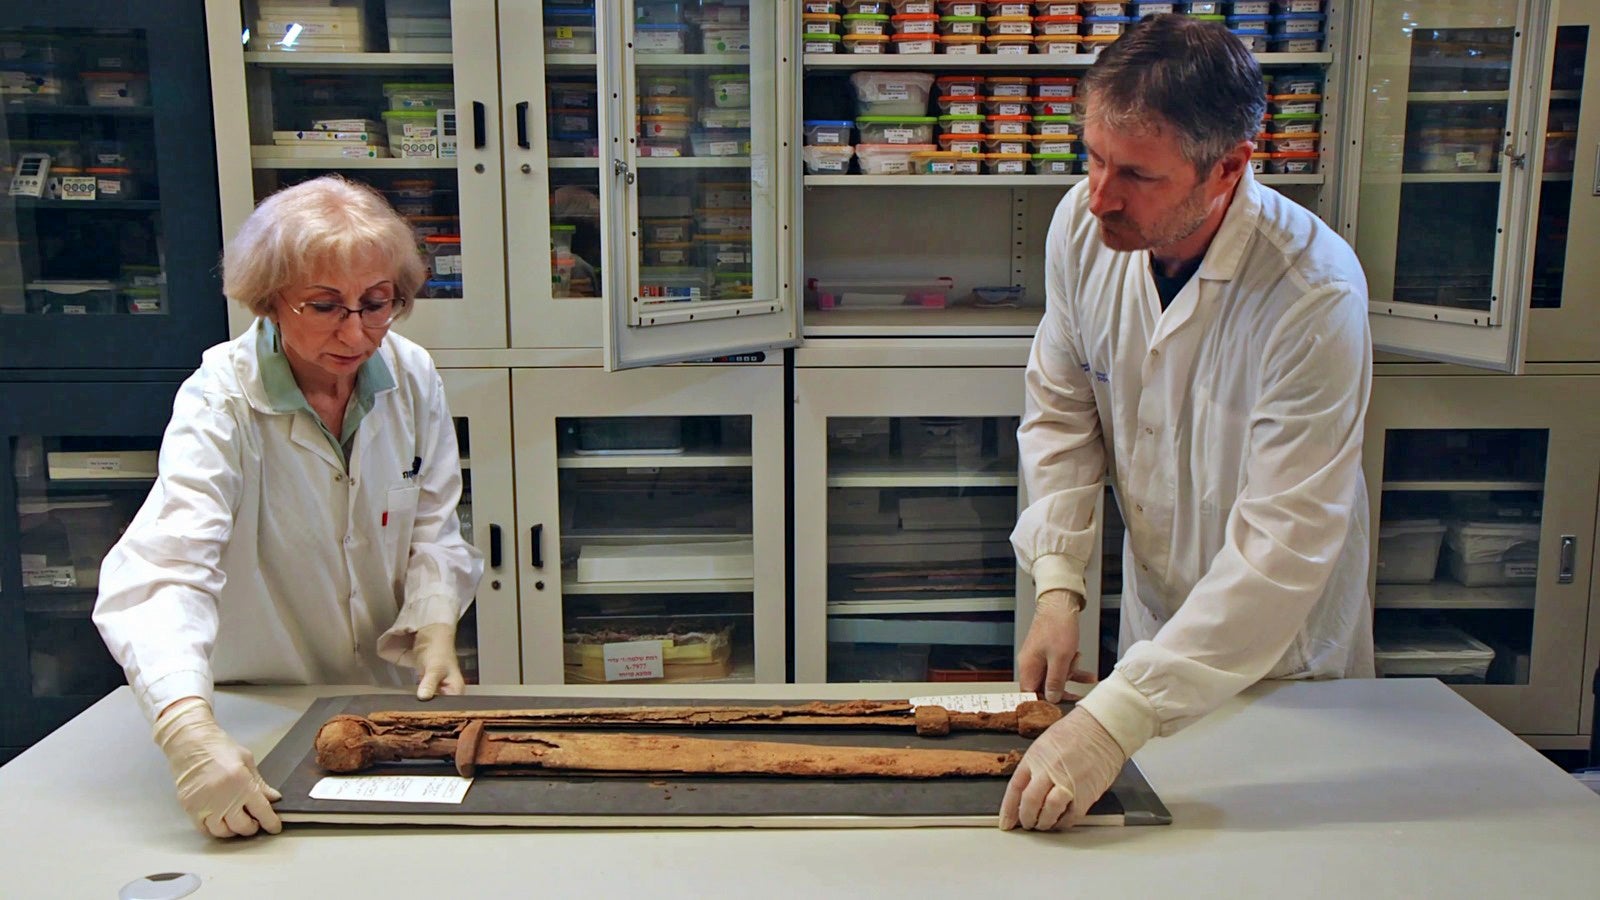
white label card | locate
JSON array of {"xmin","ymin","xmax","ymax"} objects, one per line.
[
  {"xmin": 603, "ymin": 640, "xmax": 666, "ymax": 681},
  {"xmin": 310, "ymin": 776, "xmax": 472, "ymax": 804},
  {"xmin": 908, "ymin": 692, "xmax": 1038, "ymax": 713}
]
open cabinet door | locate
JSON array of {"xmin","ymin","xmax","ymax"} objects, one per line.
[
  {"xmin": 604, "ymin": 0, "xmax": 801, "ymax": 370},
  {"xmin": 1343, "ymin": 0, "xmax": 1554, "ymax": 371}
]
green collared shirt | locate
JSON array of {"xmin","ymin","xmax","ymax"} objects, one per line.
[{"xmin": 256, "ymin": 318, "xmax": 395, "ymax": 467}]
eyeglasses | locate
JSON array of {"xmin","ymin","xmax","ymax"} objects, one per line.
[{"xmin": 285, "ymin": 296, "xmax": 406, "ymax": 331}]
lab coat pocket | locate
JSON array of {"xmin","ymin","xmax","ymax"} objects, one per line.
[{"xmin": 384, "ymin": 484, "xmax": 421, "ymax": 583}]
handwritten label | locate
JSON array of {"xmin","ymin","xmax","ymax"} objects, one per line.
[
  {"xmin": 23, "ymin": 565, "xmax": 76, "ymax": 588},
  {"xmin": 310, "ymin": 776, "xmax": 472, "ymax": 804},
  {"xmin": 603, "ymin": 640, "xmax": 666, "ymax": 682},
  {"xmin": 908, "ymin": 692, "xmax": 1039, "ymax": 713}
]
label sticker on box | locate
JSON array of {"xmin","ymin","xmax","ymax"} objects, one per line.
[
  {"xmin": 884, "ymin": 127, "xmax": 914, "ymax": 143},
  {"xmin": 909, "ymin": 692, "xmax": 1038, "ymax": 713},
  {"xmin": 23, "ymin": 565, "xmax": 76, "ymax": 588},
  {"xmin": 603, "ymin": 640, "xmax": 666, "ymax": 681},
  {"xmin": 310, "ymin": 776, "xmax": 472, "ymax": 804}
]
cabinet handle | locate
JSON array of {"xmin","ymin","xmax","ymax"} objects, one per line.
[
  {"xmin": 1558, "ymin": 535, "xmax": 1576, "ymax": 584},
  {"xmin": 472, "ymin": 101, "xmax": 487, "ymax": 149},
  {"xmin": 489, "ymin": 523, "xmax": 502, "ymax": 568},
  {"xmin": 515, "ymin": 101, "xmax": 530, "ymax": 150},
  {"xmin": 531, "ymin": 523, "xmax": 544, "ymax": 569}
]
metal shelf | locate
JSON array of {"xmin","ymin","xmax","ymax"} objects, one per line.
[
  {"xmin": 805, "ymin": 305, "xmax": 1041, "ymax": 337},
  {"xmin": 827, "ymin": 597, "xmax": 1015, "ymax": 615},
  {"xmin": 829, "ymin": 462, "xmax": 1018, "ymax": 489},
  {"xmin": 1375, "ymin": 582, "xmax": 1536, "ymax": 610},
  {"xmin": 5, "ymin": 198, "xmax": 162, "ymax": 211},
  {"xmin": 637, "ymin": 156, "xmax": 752, "ymax": 168},
  {"xmin": 1398, "ymin": 172, "xmax": 1501, "ymax": 183},
  {"xmin": 1406, "ymin": 90, "xmax": 1510, "ymax": 102},
  {"xmin": 1382, "ymin": 480, "xmax": 1543, "ymax": 492},
  {"xmin": 803, "ymin": 51, "xmax": 1331, "ymax": 69},
  {"xmin": 804, "ymin": 173, "xmax": 1326, "ymax": 187},
  {"xmin": 561, "ymin": 575, "xmax": 753, "ymax": 595},
  {"xmin": 557, "ymin": 451, "xmax": 753, "ymax": 469},
  {"xmin": 251, "ymin": 153, "xmax": 457, "ymax": 170},
  {"xmin": 636, "ymin": 53, "xmax": 749, "ymax": 67},
  {"xmin": 242, "ymin": 51, "xmax": 452, "ymax": 69}
]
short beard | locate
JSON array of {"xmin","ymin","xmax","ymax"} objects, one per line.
[{"xmin": 1097, "ymin": 178, "xmax": 1213, "ymax": 252}]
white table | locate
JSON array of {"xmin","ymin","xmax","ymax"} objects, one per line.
[{"xmin": 3, "ymin": 679, "xmax": 1598, "ymax": 899}]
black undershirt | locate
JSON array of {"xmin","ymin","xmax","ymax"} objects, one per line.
[{"xmin": 1151, "ymin": 257, "xmax": 1203, "ymax": 311}]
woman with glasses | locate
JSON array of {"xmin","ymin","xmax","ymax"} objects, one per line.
[{"xmin": 92, "ymin": 175, "xmax": 483, "ymax": 839}]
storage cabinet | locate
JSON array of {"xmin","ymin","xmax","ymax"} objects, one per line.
[
  {"xmin": 0, "ymin": 379, "xmax": 182, "ymax": 759},
  {"xmin": 0, "ymin": 1, "xmax": 227, "ymax": 369},
  {"xmin": 1363, "ymin": 375, "xmax": 1600, "ymax": 736},
  {"xmin": 511, "ymin": 364, "xmax": 786, "ymax": 684},
  {"xmin": 792, "ymin": 365, "xmax": 1100, "ymax": 684},
  {"xmin": 212, "ymin": 0, "xmax": 799, "ymax": 369}
]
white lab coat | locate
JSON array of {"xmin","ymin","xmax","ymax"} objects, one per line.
[
  {"xmin": 94, "ymin": 319, "xmax": 483, "ymax": 721},
  {"xmin": 1011, "ymin": 168, "xmax": 1374, "ymax": 756}
]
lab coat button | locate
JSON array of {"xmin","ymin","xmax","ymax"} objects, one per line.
[
  {"xmin": 1136, "ymin": 504, "xmax": 1144, "ymax": 514},
  {"xmin": 332, "ymin": 474, "xmax": 343, "ymax": 483},
  {"xmin": 1144, "ymin": 426, "xmax": 1153, "ymax": 435},
  {"xmin": 344, "ymin": 536, "xmax": 354, "ymax": 546}
]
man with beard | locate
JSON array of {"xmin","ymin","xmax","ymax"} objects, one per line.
[{"xmin": 1001, "ymin": 15, "xmax": 1374, "ymax": 831}]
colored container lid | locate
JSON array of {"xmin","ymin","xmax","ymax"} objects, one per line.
[
  {"xmin": 857, "ymin": 115, "xmax": 938, "ymax": 122},
  {"xmin": 424, "ymin": 234, "xmax": 462, "ymax": 244},
  {"xmin": 805, "ymin": 119, "xmax": 855, "ymax": 126}
]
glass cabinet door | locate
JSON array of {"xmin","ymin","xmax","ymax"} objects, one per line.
[
  {"xmin": 794, "ymin": 367, "xmax": 1025, "ymax": 684},
  {"xmin": 1526, "ymin": 13, "xmax": 1600, "ymax": 361},
  {"xmin": 1350, "ymin": 0, "xmax": 1545, "ymax": 371},
  {"xmin": 501, "ymin": 0, "xmax": 610, "ymax": 349},
  {"xmin": 224, "ymin": 0, "xmax": 505, "ymax": 348},
  {"xmin": 610, "ymin": 0, "xmax": 796, "ymax": 369},
  {"xmin": 0, "ymin": 4, "xmax": 225, "ymax": 368},
  {"xmin": 438, "ymin": 369, "xmax": 517, "ymax": 684},
  {"xmin": 0, "ymin": 379, "xmax": 182, "ymax": 752},
  {"xmin": 1365, "ymin": 376, "xmax": 1600, "ymax": 735},
  {"xmin": 513, "ymin": 366, "xmax": 786, "ymax": 685}
]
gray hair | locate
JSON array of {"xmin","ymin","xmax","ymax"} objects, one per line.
[
  {"xmin": 221, "ymin": 175, "xmax": 425, "ymax": 317},
  {"xmin": 1080, "ymin": 14, "xmax": 1266, "ymax": 173}
]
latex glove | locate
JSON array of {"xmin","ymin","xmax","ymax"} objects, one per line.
[
  {"xmin": 412, "ymin": 622, "xmax": 466, "ymax": 701},
  {"xmin": 999, "ymin": 705, "xmax": 1126, "ymax": 831},
  {"xmin": 1017, "ymin": 588, "xmax": 1097, "ymax": 703},
  {"xmin": 152, "ymin": 697, "xmax": 283, "ymax": 839}
]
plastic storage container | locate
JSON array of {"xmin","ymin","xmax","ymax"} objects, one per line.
[
  {"xmin": 911, "ymin": 149, "xmax": 983, "ymax": 174},
  {"xmin": 690, "ymin": 130, "xmax": 751, "ymax": 156},
  {"xmin": 940, "ymin": 34, "xmax": 986, "ymax": 54},
  {"xmin": 424, "ymin": 234, "xmax": 463, "ymax": 283},
  {"xmin": 938, "ymin": 134, "xmax": 985, "ymax": 154},
  {"xmin": 25, "ymin": 280, "xmax": 120, "ymax": 315},
  {"xmin": 86, "ymin": 166, "xmax": 137, "ymax": 200},
  {"xmin": 985, "ymin": 152, "xmax": 1031, "ymax": 174},
  {"xmin": 854, "ymin": 142, "xmax": 937, "ymax": 174},
  {"xmin": 987, "ymin": 114, "xmax": 1032, "ymax": 134},
  {"xmin": 702, "ymin": 25, "xmax": 751, "ymax": 52},
  {"xmin": 893, "ymin": 34, "xmax": 940, "ymax": 53},
  {"xmin": 383, "ymin": 82, "xmax": 454, "ymax": 110},
  {"xmin": 697, "ymin": 235, "xmax": 754, "ymax": 271},
  {"xmin": 1374, "ymin": 625, "xmax": 1495, "ymax": 683},
  {"xmin": 384, "ymin": 110, "xmax": 440, "ymax": 157},
  {"xmin": 843, "ymin": 33, "xmax": 890, "ymax": 53},
  {"xmin": 856, "ymin": 116, "xmax": 937, "ymax": 144},
  {"xmin": 1268, "ymin": 151, "xmax": 1318, "ymax": 174},
  {"xmin": 1443, "ymin": 521, "xmax": 1541, "ymax": 586},
  {"xmin": 844, "ymin": 12, "xmax": 891, "ymax": 34},
  {"xmin": 985, "ymin": 96, "xmax": 1031, "ymax": 117},
  {"xmin": 1035, "ymin": 15, "xmax": 1083, "ymax": 34},
  {"xmin": 804, "ymin": 33, "xmax": 842, "ymax": 52},
  {"xmin": 639, "ymin": 267, "xmax": 711, "ymax": 301},
  {"xmin": 937, "ymin": 15, "xmax": 985, "ymax": 35},
  {"xmin": 985, "ymin": 75, "xmax": 1033, "ymax": 97},
  {"xmin": 937, "ymin": 74, "xmax": 984, "ymax": 96},
  {"xmin": 81, "ymin": 72, "xmax": 149, "ymax": 107},
  {"xmin": 804, "ymin": 119, "xmax": 854, "ymax": 145},
  {"xmin": 708, "ymin": 73, "xmax": 750, "ymax": 108},
  {"xmin": 805, "ymin": 0, "xmax": 842, "ymax": 9},
  {"xmin": 1376, "ymin": 519, "xmax": 1447, "ymax": 584},
  {"xmin": 643, "ymin": 242, "xmax": 695, "ymax": 266},
  {"xmin": 699, "ymin": 107, "xmax": 752, "ymax": 130},
  {"xmin": 851, "ymin": 71, "xmax": 936, "ymax": 115},
  {"xmin": 846, "ymin": 0, "xmax": 893, "ymax": 12},
  {"xmin": 1036, "ymin": 36, "xmax": 1081, "ymax": 54},
  {"xmin": 982, "ymin": 133, "xmax": 1033, "ymax": 155},
  {"xmin": 991, "ymin": 1, "xmax": 1035, "ymax": 14},
  {"xmin": 641, "ymin": 217, "xmax": 694, "ymax": 243},
  {"xmin": 1035, "ymin": 1, "xmax": 1083, "ymax": 12},
  {"xmin": 805, "ymin": 12, "xmax": 844, "ymax": 33},
  {"xmin": 936, "ymin": 95, "xmax": 984, "ymax": 116},
  {"xmin": 988, "ymin": 34, "xmax": 1034, "ymax": 53},
  {"xmin": 808, "ymin": 275, "xmax": 955, "ymax": 308},
  {"xmin": 939, "ymin": 114, "xmax": 986, "ymax": 134},
  {"xmin": 635, "ymin": 23, "xmax": 690, "ymax": 52},
  {"xmin": 937, "ymin": 0, "xmax": 985, "ymax": 15},
  {"xmin": 1032, "ymin": 76, "xmax": 1078, "ymax": 98}
]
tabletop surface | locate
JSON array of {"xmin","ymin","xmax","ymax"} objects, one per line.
[{"xmin": 3, "ymin": 678, "xmax": 1598, "ymax": 899}]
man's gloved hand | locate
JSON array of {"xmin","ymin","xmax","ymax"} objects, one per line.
[
  {"xmin": 1017, "ymin": 588, "xmax": 1096, "ymax": 703},
  {"xmin": 412, "ymin": 622, "xmax": 466, "ymax": 701},
  {"xmin": 999, "ymin": 705, "xmax": 1126, "ymax": 831},
  {"xmin": 152, "ymin": 697, "xmax": 283, "ymax": 839}
]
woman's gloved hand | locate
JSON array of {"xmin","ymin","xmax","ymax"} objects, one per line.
[
  {"xmin": 153, "ymin": 697, "xmax": 282, "ymax": 839},
  {"xmin": 411, "ymin": 622, "xmax": 466, "ymax": 701},
  {"xmin": 999, "ymin": 705, "xmax": 1126, "ymax": 831}
]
